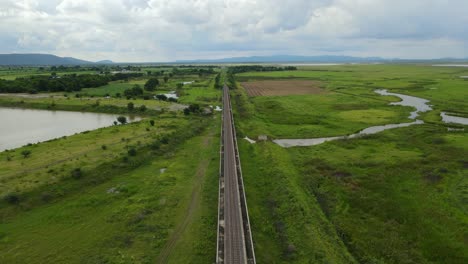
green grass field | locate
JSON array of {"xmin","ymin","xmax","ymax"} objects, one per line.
[
  {"xmin": 0, "ymin": 116, "xmax": 220, "ymax": 263},
  {"xmin": 80, "ymin": 79, "xmax": 148, "ymax": 96},
  {"xmin": 0, "ymin": 69, "xmax": 222, "ymax": 263},
  {"xmin": 233, "ymin": 64, "xmax": 468, "ymax": 263}
]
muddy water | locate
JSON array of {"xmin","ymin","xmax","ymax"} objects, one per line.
[
  {"xmin": 274, "ymin": 90, "xmax": 430, "ymax": 148},
  {"xmin": 274, "ymin": 89, "xmax": 467, "ymax": 148},
  {"xmin": 374, "ymin": 89, "xmax": 432, "ymax": 119},
  {"xmin": 0, "ymin": 107, "xmax": 140, "ymax": 151},
  {"xmin": 274, "ymin": 120, "xmax": 424, "ymax": 148},
  {"xmin": 441, "ymin": 112, "xmax": 468, "ymax": 125}
]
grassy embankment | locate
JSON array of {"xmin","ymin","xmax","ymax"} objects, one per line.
[
  {"xmin": 0, "ymin": 114, "xmax": 220, "ymax": 264},
  {"xmin": 232, "ymin": 64, "xmax": 467, "ymax": 263}
]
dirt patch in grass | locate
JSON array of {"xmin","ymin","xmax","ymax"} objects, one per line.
[{"xmin": 241, "ymin": 80, "xmax": 324, "ymax": 96}]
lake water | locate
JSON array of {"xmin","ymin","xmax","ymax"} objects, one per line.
[{"xmin": 0, "ymin": 107, "xmax": 140, "ymax": 151}]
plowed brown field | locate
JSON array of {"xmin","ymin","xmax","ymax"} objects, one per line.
[{"xmin": 242, "ymin": 80, "xmax": 324, "ymax": 96}]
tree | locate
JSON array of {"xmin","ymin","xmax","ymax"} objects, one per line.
[
  {"xmin": 144, "ymin": 78, "xmax": 159, "ymax": 91},
  {"xmin": 21, "ymin": 150, "xmax": 31, "ymax": 158},
  {"xmin": 127, "ymin": 102, "xmax": 134, "ymax": 111},
  {"xmin": 163, "ymin": 76, "xmax": 169, "ymax": 83},
  {"xmin": 155, "ymin": 94, "xmax": 167, "ymax": 101},
  {"xmin": 176, "ymin": 83, "xmax": 183, "ymax": 89},
  {"xmin": 149, "ymin": 120, "xmax": 155, "ymax": 126},
  {"xmin": 188, "ymin": 104, "xmax": 201, "ymax": 113},
  {"xmin": 139, "ymin": 105, "xmax": 147, "ymax": 112},
  {"xmin": 184, "ymin": 104, "xmax": 201, "ymax": 115},
  {"xmin": 117, "ymin": 116, "xmax": 127, "ymax": 124},
  {"xmin": 124, "ymin": 85, "xmax": 143, "ymax": 98}
]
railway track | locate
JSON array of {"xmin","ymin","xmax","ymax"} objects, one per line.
[{"xmin": 216, "ymin": 85, "xmax": 256, "ymax": 264}]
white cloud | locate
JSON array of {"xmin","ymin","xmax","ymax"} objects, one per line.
[{"xmin": 0, "ymin": 0, "xmax": 467, "ymax": 61}]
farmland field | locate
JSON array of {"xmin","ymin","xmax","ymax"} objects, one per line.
[
  {"xmin": 231, "ymin": 64, "xmax": 468, "ymax": 263},
  {"xmin": 242, "ymin": 80, "xmax": 324, "ymax": 96}
]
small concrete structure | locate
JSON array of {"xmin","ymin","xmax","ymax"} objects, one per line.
[{"xmin": 258, "ymin": 135, "xmax": 268, "ymax": 141}]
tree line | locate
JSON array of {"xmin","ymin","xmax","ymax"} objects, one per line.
[
  {"xmin": 227, "ymin": 65, "xmax": 297, "ymax": 74},
  {"xmin": 0, "ymin": 72, "xmax": 143, "ymax": 93}
]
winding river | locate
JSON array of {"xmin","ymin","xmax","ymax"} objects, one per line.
[{"xmin": 273, "ymin": 90, "xmax": 465, "ymax": 148}]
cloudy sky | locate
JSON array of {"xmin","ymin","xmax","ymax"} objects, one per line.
[{"xmin": 1, "ymin": 0, "xmax": 467, "ymax": 62}]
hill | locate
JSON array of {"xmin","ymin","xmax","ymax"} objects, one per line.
[
  {"xmin": 0, "ymin": 54, "xmax": 93, "ymax": 66},
  {"xmin": 96, "ymin": 60, "xmax": 114, "ymax": 64}
]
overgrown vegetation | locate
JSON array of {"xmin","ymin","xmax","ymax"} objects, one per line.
[
  {"xmin": 0, "ymin": 67, "xmax": 222, "ymax": 263},
  {"xmin": 232, "ymin": 64, "xmax": 468, "ymax": 263},
  {"xmin": 0, "ymin": 72, "xmax": 143, "ymax": 93},
  {"xmin": 227, "ymin": 65, "xmax": 297, "ymax": 74}
]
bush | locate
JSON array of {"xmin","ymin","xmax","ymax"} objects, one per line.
[
  {"xmin": 128, "ymin": 148, "xmax": 137, "ymax": 156},
  {"xmin": 4, "ymin": 193, "xmax": 20, "ymax": 204},
  {"xmin": 155, "ymin": 94, "xmax": 167, "ymax": 101},
  {"xmin": 101, "ymin": 145, "xmax": 107, "ymax": 150},
  {"xmin": 139, "ymin": 105, "xmax": 147, "ymax": 112},
  {"xmin": 41, "ymin": 192, "xmax": 53, "ymax": 202},
  {"xmin": 21, "ymin": 150, "xmax": 31, "ymax": 158},
  {"xmin": 117, "ymin": 116, "xmax": 127, "ymax": 124},
  {"xmin": 149, "ymin": 120, "xmax": 155, "ymax": 126},
  {"xmin": 151, "ymin": 141, "xmax": 161, "ymax": 150},
  {"xmin": 71, "ymin": 168, "xmax": 82, "ymax": 179},
  {"xmin": 127, "ymin": 102, "xmax": 134, "ymax": 111}
]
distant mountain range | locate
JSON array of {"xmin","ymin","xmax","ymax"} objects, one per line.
[
  {"xmin": 176, "ymin": 55, "xmax": 468, "ymax": 64},
  {"xmin": 177, "ymin": 55, "xmax": 384, "ymax": 63},
  {"xmin": 0, "ymin": 54, "xmax": 113, "ymax": 66},
  {"xmin": 1, "ymin": 53, "xmax": 467, "ymax": 65}
]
